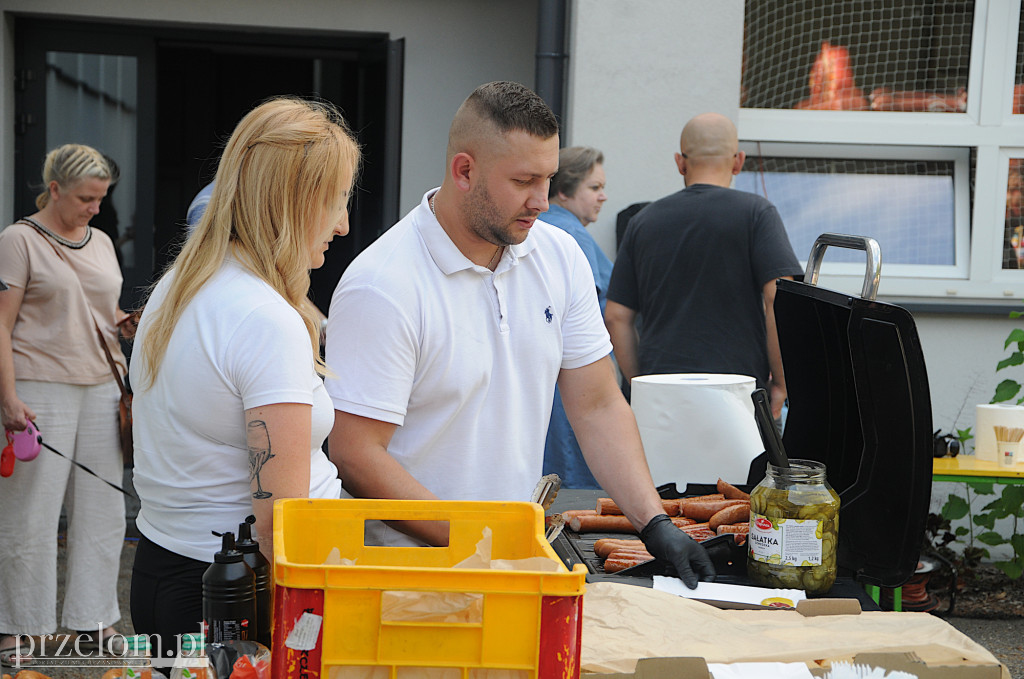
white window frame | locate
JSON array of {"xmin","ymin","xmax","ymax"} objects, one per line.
[
  {"xmin": 737, "ymin": 0, "xmax": 1024, "ymax": 304},
  {"xmin": 737, "ymin": 141, "xmax": 970, "ymax": 283}
]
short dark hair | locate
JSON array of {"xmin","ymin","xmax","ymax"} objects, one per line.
[
  {"xmin": 550, "ymin": 146, "xmax": 603, "ymax": 199},
  {"xmin": 464, "ymin": 81, "xmax": 559, "ymax": 139}
]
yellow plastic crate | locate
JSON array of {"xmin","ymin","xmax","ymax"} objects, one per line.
[{"xmin": 270, "ymin": 499, "xmax": 587, "ymax": 679}]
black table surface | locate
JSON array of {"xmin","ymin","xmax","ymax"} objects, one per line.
[{"xmin": 549, "ymin": 488, "xmax": 881, "ymax": 611}]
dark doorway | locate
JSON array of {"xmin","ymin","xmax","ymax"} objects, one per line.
[{"xmin": 15, "ymin": 19, "xmax": 403, "ymax": 311}]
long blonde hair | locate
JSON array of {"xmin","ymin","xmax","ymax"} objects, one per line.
[
  {"xmin": 137, "ymin": 97, "xmax": 360, "ymax": 387},
  {"xmin": 35, "ymin": 144, "xmax": 112, "ymax": 209}
]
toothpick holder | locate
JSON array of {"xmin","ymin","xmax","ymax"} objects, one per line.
[{"xmin": 996, "ymin": 439, "xmax": 1022, "ymax": 468}]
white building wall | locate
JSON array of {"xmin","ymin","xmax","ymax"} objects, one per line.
[
  {"xmin": 563, "ymin": 0, "xmax": 745, "ymax": 259},
  {"xmin": 0, "ymin": 0, "xmax": 539, "ymax": 219}
]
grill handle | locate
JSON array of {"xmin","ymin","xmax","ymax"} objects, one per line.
[{"xmin": 804, "ymin": 233, "xmax": 882, "ymax": 301}]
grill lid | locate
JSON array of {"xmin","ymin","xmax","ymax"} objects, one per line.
[{"xmin": 773, "ymin": 234, "xmax": 933, "ymax": 588}]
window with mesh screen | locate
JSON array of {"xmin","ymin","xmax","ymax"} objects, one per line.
[
  {"xmin": 735, "ymin": 154, "xmax": 957, "ymax": 267},
  {"xmin": 742, "ymin": 0, "xmax": 974, "ymax": 111}
]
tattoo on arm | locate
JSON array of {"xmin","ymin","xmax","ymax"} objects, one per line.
[{"xmin": 247, "ymin": 419, "xmax": 275, "ymax": 499}]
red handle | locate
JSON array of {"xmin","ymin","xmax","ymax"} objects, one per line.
[{"xmin": 1, "ymin": 444, "xmax": 14, "ymax": 477}]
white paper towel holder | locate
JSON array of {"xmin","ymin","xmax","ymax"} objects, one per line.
[{"xmin": 630, "ymin": 373, "xmax": 764, "ymax": 486}]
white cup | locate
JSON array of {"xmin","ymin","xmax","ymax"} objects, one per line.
[{"xmin": 996, "ymin": 440, "xmax": 1022, "ymax": 467}]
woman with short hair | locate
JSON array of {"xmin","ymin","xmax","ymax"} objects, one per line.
[
  {"xmin": 0, "ymin": 143, "xmax": 129, "ymax": 666},
  {"xmin": 542, "ymin": 146, "xmax": 614, "ymax": 489}
]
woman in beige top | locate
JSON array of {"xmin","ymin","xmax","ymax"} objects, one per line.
[{"xmin": 0, "ymin": 144, "xmax": 133, "ymax": 666}]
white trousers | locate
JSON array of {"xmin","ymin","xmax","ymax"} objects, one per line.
[{"xmin": 0, "ymin": 380, "xmax": 125, "ymax": 634}]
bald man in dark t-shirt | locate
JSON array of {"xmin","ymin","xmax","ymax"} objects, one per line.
[{"xmin": 605, "ymin": 113, "xmax": 802, "ymax": 417}]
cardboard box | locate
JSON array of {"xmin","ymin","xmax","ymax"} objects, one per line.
[
  {"xmin": 586, "ymin": 653, "xmax": 1003, "ymax": 678},
  {"xmin": 582, "ymin": 587, "xmax": 1006, "ymax": 679},
  {"xmin": 809, "ymin": 651, "xmax": 1004, "ymax": 678}
]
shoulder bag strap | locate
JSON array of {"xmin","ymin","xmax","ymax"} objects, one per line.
[{"xmin": 18, "ymin": 218, "xmax": 131, "ymax": 400}]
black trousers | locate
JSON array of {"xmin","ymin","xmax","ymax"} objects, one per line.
[{"xmin": 130, "ymin": 534, "xmax": 207, "ymax": 663}]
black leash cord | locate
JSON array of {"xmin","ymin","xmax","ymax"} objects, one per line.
[{"xmin": 38, "ymin": 439, "xmax": 135, "ymax": 498}]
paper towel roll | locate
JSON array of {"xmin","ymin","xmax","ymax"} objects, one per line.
[
  {"xmin": 975, "ymin": 404, "xmax": 1024, "ymax": 462},
  {"xmin": 631, "ymin": 373, "xmax": 763, "ymax": 487}
]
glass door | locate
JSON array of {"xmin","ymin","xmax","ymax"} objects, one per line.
[
  {"xmin": 44, "ymin": 51, "xmax": 138, "ymax": 267},
  {"xmin": 16, "ymin": 20, "xmax": 156, "ymax": 308}
]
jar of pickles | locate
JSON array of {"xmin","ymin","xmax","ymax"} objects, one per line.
[{"xmin": 747, "ymin": 459, "xmax": 839, "ymax": 596}]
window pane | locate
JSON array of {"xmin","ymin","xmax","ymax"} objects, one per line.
[
  {"xmin": 736, "ymin": 157, "xmax": 955, "ymax": 266},
  {"xmin": 45, "ymin": 51, "xmax": 138, "ymax": 266},
  {"xmin": 1006, "ymin": 159, "xmax": 1024, "ymax": 269},
  {"xmin": 742, "ymin": 0, "xmax": 974, "ymax": 112}
]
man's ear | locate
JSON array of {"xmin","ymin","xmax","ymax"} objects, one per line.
[
  {"xmin": 451, "ymin": 152, "xmax": 474, "ymax": 192},
  {"xmin": 732, "ymin": 150, "xmax": 746, "ymax": 176},
  {"xmin": 674, "ymin": 152, "xmax": 686, "ymax": 176}
]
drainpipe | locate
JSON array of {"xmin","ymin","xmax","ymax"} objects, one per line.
[{"xmin": 535, "ymin": 0, "xmax": 568, "ymax": 137}]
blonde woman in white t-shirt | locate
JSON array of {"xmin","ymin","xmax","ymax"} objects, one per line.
[
  {"xmin": 128, "ymin": 97, "xmax": 359, "ymax": 649},
  {"xmin": 0, "ymin": 144, "xmax": 133, "ymax": 667}
]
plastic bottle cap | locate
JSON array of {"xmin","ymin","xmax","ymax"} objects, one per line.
[
  {"xmin": 180, "ymin": 633, "xmax": 204, "ymax": 654},
  {"xmin": 236, "ymin": 521, "xmax": 259, "ymax": 554},
  {"xmin": 126, "ymin": 634, "xmax": 150, "ymax": 653},
  {"xmin": 213, "ymin": 531, "xmax": 244, "ymax": 564}
]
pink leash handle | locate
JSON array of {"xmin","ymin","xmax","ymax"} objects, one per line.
[
  {"xmin": 6, "ymin": 420, "xmax": 42, "ymax": 461},
  {"xmin": 3, "ymin": 421, "xmax": 132, "ymax": 497}
]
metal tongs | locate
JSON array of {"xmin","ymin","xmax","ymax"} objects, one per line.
[
  {"xmin": 751, "ymin": 388, "xmax": 790, "ymax": 468},
  {"xmin": 531, "ymin": 473, "xmax": 564, "ymax": 542}
]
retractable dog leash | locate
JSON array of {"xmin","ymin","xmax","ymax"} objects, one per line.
[{"xmin": 2, "ymin": 420, "xmax": 134, "ymax": 498}]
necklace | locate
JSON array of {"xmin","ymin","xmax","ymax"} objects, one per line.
[
  {"xmin": 487, "ymin": 245, "xmax": 502, "ymax": 268},
  {"xmin": 430, "ymin": 193, "xmax": 503, "ymax": 269},
  {"xmin": 19, "ymin": 217, "xmax": 92, "ymax": 249}
]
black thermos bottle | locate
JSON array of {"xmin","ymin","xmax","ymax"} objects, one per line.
[
  {"xmin": 203, "ymin": 531, "xmax": 256, "ymax": 644},
  {"xmin": 236, "ymin": 518, "xmax": 272, "ymax": 648}
]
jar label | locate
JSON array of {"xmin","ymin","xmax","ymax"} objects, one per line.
[{"xmin": 749, "ymin": 512, "xmax": 823, "ymax": 566}]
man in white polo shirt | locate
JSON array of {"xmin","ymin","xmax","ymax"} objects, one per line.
[{"xmin": 325, "ymin": 81, "xmax": 714, "ymax": 588}]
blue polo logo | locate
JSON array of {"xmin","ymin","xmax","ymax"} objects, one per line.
[{"xmin": 544, "ymin": 306, "xmax": 553, "ymax": 323}]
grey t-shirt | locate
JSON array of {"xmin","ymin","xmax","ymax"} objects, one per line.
[{"xmin": 607, "ymin": 183, "xmax": 802, "ymax": 387}]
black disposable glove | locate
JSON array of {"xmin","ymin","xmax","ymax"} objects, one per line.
[{"xmin": 640, "ymin": 513, "xmax": 716, "ymax": 589}]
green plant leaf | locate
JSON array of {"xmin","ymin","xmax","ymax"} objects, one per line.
[
  {"xmin": 968, "ymin": 481, "xmax": 995, "ymax": 495},
  {"xmin": 997, "ymin": 352, "xmax": 1024, "ymax": 371},
  {"xmin": 955, "ymin": 526, "xmax": 969, "ymax": 536},
  {"xmin": 1012, "ymin": 311, "xmax": 1024, "ymax": 319},
  {"xmin": 1011, "ymin": 534, "xmax": 1024, "ymax": 556},
  {"xmin": 976, "ymin": 531, "xmax": 1008, "ymax": 546},
  {"xmin": 1004, "ymin": 328, "xmax": 1024, "ymax": 349},
  {"xmin": 965, "ymin": 546, "xmax": 992, "ymax": 562},
  {"xmin": 992, "ymin": 379, "xmax": 1022, "ymax": 403},
  {"xmin": 993, "ymin": 561, "xmax": 1024, "ymax": 579},
  {"xmin": 980, "ymin": 498, "xmax": 1011, "ymax": 517},
  {"xmin": 956, "ymin": 427, "xmax": 974, "ymax": 443},
  {"xmin": 1001, "ymin": 485, "xmax": 1024, "ymax": 513},
  {"xmin": 942, "ymin": 494, "xmax": 969, "ymax": 521},
  {"xmin": 973, "ymin": 512, "xmax": 996, "ymax": 529}
]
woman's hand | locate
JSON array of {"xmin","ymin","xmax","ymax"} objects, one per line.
[
  {"xmin": 117, "ymin": 310, "xmax": 141, "ymax": 340},
  {"xmin": 1, "ymin": 395, "xmax": 35, "ymax": 432}
]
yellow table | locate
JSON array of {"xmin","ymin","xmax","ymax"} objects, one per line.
[
  {"xmin": 867, "ymin": 457, "xmax": 1024, "ymax": 611},
  {"xmin": 933, "ymin": 455, "xmax": 1024, "ymax": 484}
]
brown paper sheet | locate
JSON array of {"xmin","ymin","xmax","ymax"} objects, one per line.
[{"xmin": 580, "ymin": 582, "xmax": 1008, "ymax": 678}]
